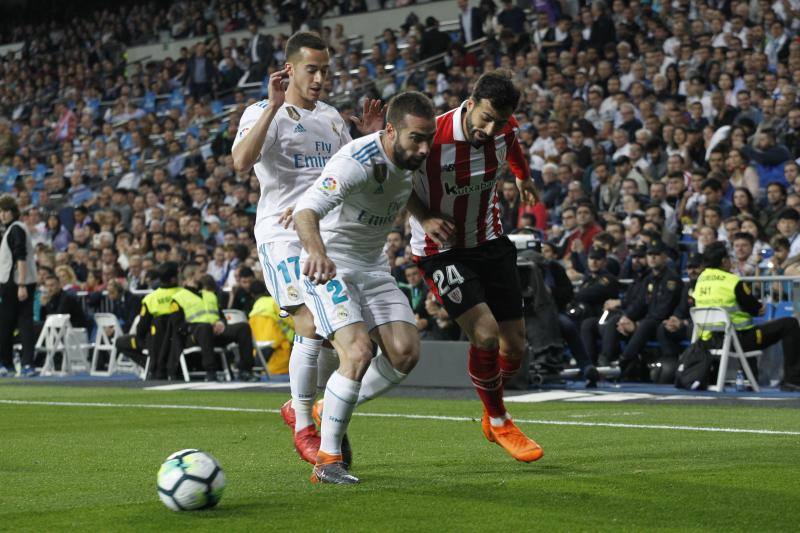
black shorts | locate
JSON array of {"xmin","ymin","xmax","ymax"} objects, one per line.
[{"xmin": 415, "ymin": 237, "xmax": 523, "ymax": 322}]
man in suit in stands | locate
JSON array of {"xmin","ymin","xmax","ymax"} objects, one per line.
[
  {"xmin": 40, "ymin": 274, "xmax": 89, "ymax": 330},
  {"xmin": 457, "ymin": 0, "xmax": 484, "ymax": 44},
  {"xmin": 420, "ymin": 17, "xmax": 452, "ymax": 60},
  {"xmin": 248, "ymin": 22, "xmax": 274, "ymax": 80},
  {"xmin": 184, "ymin": 42, "xmax": 218, "ymax": 99}
]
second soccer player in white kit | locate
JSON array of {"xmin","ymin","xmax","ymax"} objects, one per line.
[{"xmin": 293, "ymin": 91, "xmax": 437, "ymax": 484}]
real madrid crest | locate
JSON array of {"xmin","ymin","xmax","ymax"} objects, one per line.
[
  {"xmin": 286, "ymin": 106, "xmax": 301, "ymax": 121},
  {"xmin": 374, "ymin": 163, "xmax": 388, "ymax": 183}
]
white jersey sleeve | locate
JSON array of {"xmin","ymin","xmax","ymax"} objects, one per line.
[
  {"xmin": 295, "ymin": 155, "xmax": 368, "ymax": 218},
  {"xmin": 232, "ymin": 101, "xmax": 278, "ymax": 158}
]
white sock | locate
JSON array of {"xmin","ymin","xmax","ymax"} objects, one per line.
[
  {"xmin": 319, "ymin": 371, "xmax": 360, "ymax": 456},
  {"xmin": 356, "ymin": 353, "xmax": 407, "ymax": 406},
  {"xmin": 289, "ymin": 335, "xmax": 322, "ymax": 432},
  {"xmin": 316, "ymin": 346, "xmax": 339, "ymax": 395}
]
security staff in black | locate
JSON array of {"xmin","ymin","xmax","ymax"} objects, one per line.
[
  {"xmin": 169, "ymin": 264, "xmax": 255, "ymax": 382},
  {"xmin": 656, "ymin": 253, "xmax": 702, "ymax": 360},
  {"xmin": 559, "ymin": 247, "xmax": 612, "ymax": 387},
  {"xmin": 115, "ymin": 262, "xmax": 181, "ymax": 379},
  {"xmin": 693, "ymin": 242, "xmax": 800, "ymax": 391},
  {"xmin": 581, "ymin": 245, "xmax": 649, "ymax": 367},
  {"xmin": 612, "ymin": 241, "xmax": 683, "ymax": 377},
  {"xmin": 0, "ymin": 195, "xmax": 36, "ymax": 376}
]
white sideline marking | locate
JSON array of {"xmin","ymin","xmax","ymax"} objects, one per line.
[
  {"xmin": 144, "ymin": 383, "xmax": 289, "ymax": 391},
  {"xmin": 0, "ymin": 399, "xmax": 799, "ymax": 436}
]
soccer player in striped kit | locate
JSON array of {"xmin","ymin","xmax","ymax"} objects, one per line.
[{"xmin": 407, "ymin": 72, "xmax": 543, "ymax": 463}]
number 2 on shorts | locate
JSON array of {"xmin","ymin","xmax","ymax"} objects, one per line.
[
  {"xmin": 432, "ymin": 265, "xmax": 464, "ymax": 296},
  {"xmin": 327, "ymin": 279, "xmax": 348, "ymax": 304}
]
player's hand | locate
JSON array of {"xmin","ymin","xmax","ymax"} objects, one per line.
[
  {"xmin": 17, "ymin": 285, "xmax": 27, "ymax": 302},
  {"xmin": 516, "ymin": 177, "xmax": 539, "ymax": 206},
  {"xmin": 303, "ymin": 252, "xmax": 337, "ymax": 284},
  {"xmin": 268, "ymin": 68, "xmax": 289, "ymax": 108},
  {"xmin": 213, "ymin": 321, "xmax": 225, "ymax": 335},
  {"xmin": 352, "ymin": 98, "xmax": 385, "ymax": 135},
  {"xmin": 421, "ymin": 214, "xmax": 455, "ymax": 246},
  {"xmin": 278, "ymin": 206, "xmax": 294, "ymax": 229}
]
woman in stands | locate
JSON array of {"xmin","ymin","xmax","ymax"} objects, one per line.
[{"xmin": 728, "ymin": 149, "xmax": 760, "ymax": 198}]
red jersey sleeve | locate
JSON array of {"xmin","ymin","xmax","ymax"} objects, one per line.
[{"xmin": 504, "ymin": 116, "xmax": 531, "ymax": 181}]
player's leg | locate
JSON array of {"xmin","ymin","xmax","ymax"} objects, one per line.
[
  {"xmin": 258, "ymin": 240, "xmax": 325, "ymax": 463},
  {"xmin": 357, "ymin": 274, "xmax": 420, "ymax": 404},
  {"xmin": 479, "ymin": 238, "xmax": 543, "ymax": 462},
  {"xmin": 316, "ymin": 343, "xmax": 339, "ymax": 395},
  {"xmin": 312, "ymin": 321, "xmax": 371, "ymax": 484}
]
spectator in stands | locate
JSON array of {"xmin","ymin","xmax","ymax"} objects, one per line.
[
  {"xmin": 185, "ymin": 42, "xmax": 218, "ymax": 98},
  {"xmin": 763, "ymin": 182, "xmax": 789, "ymax": 237},
  {"xmin": 40, "ymin": 273, "xmax": 89, "ymax": 330},
  {"xmin": 731, "ymin": 232, "xmax": 757, "ymax": 276},
  {"xmin": 564, "ymin": 201, "xmax": 602, "ymax": 259},
  {"xmin": 744, "ymin": 128, "xmax": 792, "ymax": 189},
  {"xmin": 457, "ymin": 0, "xmax": 484, "ymax": 44},
  {"xmin": 400, "ymin": 263, "xmax": 428, "ymax": 327},
  {"xmin": 227, "ymin": 265, "xmax": 256, "ymax": 313},
  {"xmin": 419, "ymin": 17, "xmax": 451, "ymax": 60},
  {"xmin": 775, "ymin": 208, "xmax": 800, "ymax": 258},
  {"xmin": 656, "ymin": 253, "xmax": 702, "ymax": 363},
  {"xmin": 421, "ymin": 291, "xmax": 460, "ymax": 341}
]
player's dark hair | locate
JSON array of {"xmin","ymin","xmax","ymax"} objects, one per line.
[
  {"xmin": 386, "ymin": 91, "xmax": 435, "ymax": 129},
  {"xmin": 285, "ymin": 31, "xmax": 327, "ymax": 62},
  {"xmin": 471, "ymin": 71, "xmax": 521, "ymax": 114}
]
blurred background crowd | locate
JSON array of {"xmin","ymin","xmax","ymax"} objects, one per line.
[{"xmin": 1, "ymin": 0, "xmax": 800, "ymax": 368}]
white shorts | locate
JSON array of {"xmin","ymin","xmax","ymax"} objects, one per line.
[
  {"xmin": 257, "ymin": 240, "xmax": 305, "ymax": 310},
  {"xmin": 301, "ymin": 268, "xmax": 415, "ymax": 338}
]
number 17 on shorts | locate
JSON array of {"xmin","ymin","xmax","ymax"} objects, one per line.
[{"xmin": 258, "ymin": 241, "xmax": 305, "ymax": 309}]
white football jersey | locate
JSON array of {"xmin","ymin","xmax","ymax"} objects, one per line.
[
  {"xmin": 233, "ymin": 99, "xmax": 351, "ymax": 242},
  {"xmin": 295, "ymin": 131, "xmax": 415, "ymax": 270}
]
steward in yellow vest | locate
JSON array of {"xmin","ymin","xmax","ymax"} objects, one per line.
[
  {"xmin": 692, "ymin": 242, "xmax": 800, "ymax": 391},
  {"xmin": 168, "ymin": 264, "xmax": 256, "ymax": 382},
  {"xmin": 248, "ymin": 281, "xmax": 295, "ymax": 375},
  {"xmin": 115, "ymin": 261, "xmax": 181, "ymax": 379}
]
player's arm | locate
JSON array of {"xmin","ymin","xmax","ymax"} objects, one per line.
[
  {"xmin": 231, "ymin": 69, "xmax": 287, "ymax": 173},
  {"xmin": 294, "ymin": 156, "xmax": 367, "ymax": 283},
  {"xmin": 406, "ymin": 190, "xmax": 455, "ymax": 246},
  {"xmin": 504, "ymin": 122, "xmax": 539, "ymax": 205}
]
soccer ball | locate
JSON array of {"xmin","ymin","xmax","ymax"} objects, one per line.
[{"xmin": 157, "ymin": 449, "xmax": 226, "ymax": 511}]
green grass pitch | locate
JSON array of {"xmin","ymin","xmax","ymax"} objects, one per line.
[{"xmin": 1, "ymin": 384, "xmax": 798, "ymax": 532}]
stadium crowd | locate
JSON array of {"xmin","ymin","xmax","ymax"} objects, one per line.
[{"xmin": 1, "ymin": 0, "xmax": 799, "ymax": 382}]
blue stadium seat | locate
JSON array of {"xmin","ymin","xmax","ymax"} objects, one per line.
[{"xmin": 773, "ymin": 302, "xmax": 795, "ymax": 319}]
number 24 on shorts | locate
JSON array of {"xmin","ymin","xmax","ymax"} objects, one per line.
[{"xmin": 432, "ymin": 265, "xmax": 464, "ymax": 296}]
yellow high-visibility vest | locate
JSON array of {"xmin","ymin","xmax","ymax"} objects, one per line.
[
  {"xmin": 172, "ymin": 288, "xmax": 220, "ymax": 324},
  {"xmin": 693, "ymin": 268, "xmax": 753, "ymax": 340},
  {"xmin": 141, "ymin": 287, "xmax": 181, "ymax": 317}
]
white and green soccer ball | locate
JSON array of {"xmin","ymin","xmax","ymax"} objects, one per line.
[{"xmin": 157, "ymin": 449, "xmax": 226, "ymax": 511}]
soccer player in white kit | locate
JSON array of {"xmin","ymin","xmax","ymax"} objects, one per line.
[
  {"xmin": 231, "ymin": 32, "xmax": 384, "ymax": 465},
  {"xmin": 293, "ymin": 92, "xmax": 437, "ymax": 484}
]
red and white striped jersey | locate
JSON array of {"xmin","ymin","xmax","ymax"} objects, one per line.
[{"xmin": 410, "ymin": 103, "xmax": 531, "ymax": 257}]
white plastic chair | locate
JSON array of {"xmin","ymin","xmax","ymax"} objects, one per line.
[
  {"xmin": 91, "ymin": 313, "xmax": 123, "ymax": 376},
  {"xmin": 36, "ymin": 314, "xmax": 71, "ymax": 376},
  {"xmin": 690, "ymin": 307, "xmax": 761, "ymax": 392},
  {"xmin": 179, "ymin": 345, "xmax": 232, "ymax": 382}
]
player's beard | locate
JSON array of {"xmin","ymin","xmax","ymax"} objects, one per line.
[
  {"xmin": 464, "ymin": 109, "xmax": 489, "ymax": 148},
  {"xmin": 392, "ymin": 137, "xmax": 426, "ymax": 170}
]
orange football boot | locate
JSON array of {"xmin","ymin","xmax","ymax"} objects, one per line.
[
  {"xmin": 293, "ymin": 425, "xmax": 321, "ymax": 465},
  {"xmin": 486, "ymin": 418, "xmax": 544, "ymax": 463},
  {"xmin": 280, "ymin": 399, "xmax": 296, "ymax": 429}
]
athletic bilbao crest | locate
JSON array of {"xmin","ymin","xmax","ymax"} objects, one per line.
[
  {"xmin": 374, "ymin": 163, "xmax": 388, "ymax": 183},
  {"xmin": 286, "ymin": 106, "xmax": 301, "ymax": 121},
  {"xmin": 448, "ymin": 287, "xmax": 463, "ymax": 304}
]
